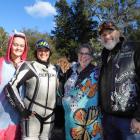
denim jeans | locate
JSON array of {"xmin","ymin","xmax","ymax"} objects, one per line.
[{"xmin": 102, "ymin": 114, "xmax": 140, "ymax": 140}]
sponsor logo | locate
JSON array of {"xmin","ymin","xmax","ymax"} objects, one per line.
[{"xmin": 39, "ymin": 73, "xmax": 56, "ymax": 77}]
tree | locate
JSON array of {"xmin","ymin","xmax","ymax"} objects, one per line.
[
  {"xmin": 52, "ymin": 0, "xmax": 74, "ymax": 60},
  {"xmin": 128, "ymin": 12, "xmax": 140, "ymax": 41},
  {"xmin": 0, "ymin": 27, "xmax": 8, "ymax": 57},
  {"xmin": 86, "ymin": 0, "xmax": 140, "ymax": 65},
  {"xmin": 90, "ymin": 0, "xmax": 140, "ymax": 37},
  {"xmin": 52, "ymin": 0, "xmax": 98, "ymax": 61},
  {"xmin": 72, "ymin": 0, "xmax": 98, "ymax": 43}
]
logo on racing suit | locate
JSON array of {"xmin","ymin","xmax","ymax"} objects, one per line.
[{"xmin": 39, "ymin": 72, "xmax": 56, "ymax": 77}]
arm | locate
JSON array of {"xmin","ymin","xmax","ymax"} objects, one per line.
[
  {"xmin": 5, "ymin": 62, "xmax": 33, "ymax": 117},
  {"xmin": 131, "ymin": 46, "xmax": 140, "ymax": 133},
  {"xmin": 55, "ymin": 64, "xmax": 65, "ymax": 97},
  {"xmin": 133, "ymin": 46, "xmax": 140, "ymax": 121}
]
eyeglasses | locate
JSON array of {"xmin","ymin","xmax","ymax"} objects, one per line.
[
  {"xmin": 13, "ymin": 43, "xmax": 25, "ymax": 48},
  {"xmin": 78, "ymin": 52, "xmax": 91, "ymax": 56}
]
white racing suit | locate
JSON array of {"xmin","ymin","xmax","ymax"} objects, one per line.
[{"xmin": 5, "ymin": 61, "xmax": 57, "ymax": 140}]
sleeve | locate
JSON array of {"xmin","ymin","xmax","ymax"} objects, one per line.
[
  {"xmin": 133, "ymin": 46, "xmax": 140, "ymax": 121},
  {"xmin": 5, "ymin": 62, "xmax": 32, "ymax": 117},
  {"xmin": 101, "ymin": 48, "xmax": 110, "ymax": 65},
  {"xmin": 55, "ymin": 64, "xmax": 65, "ymax": 97}
]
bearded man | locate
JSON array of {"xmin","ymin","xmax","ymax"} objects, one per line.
[{"xmin": 98, "ymin": 21, "xmax": 140, "ymax": 140}]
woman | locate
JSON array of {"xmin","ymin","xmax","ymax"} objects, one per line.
[
  {"xmin": 50, "ymin": 57, "xmax": 71, "ymax": 140},
  {"xmin": 62, "ymin": 44, "xmax": 103, "ymax": 140},
  {"xmin": 0, "ymin": 31, "xmax": 28, "ymax": 140}
]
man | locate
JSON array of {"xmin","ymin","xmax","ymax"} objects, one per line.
[
  {"xmin": 98, "ymin": 21, "xmax": 140, "ymax": 140},
  {"xmin": 0, "ymin": 31, "xmax": 28, "ymax": 140},
  {"xmin": 5, "ymin": 39, "xmax": 58, "ymax": 140}
]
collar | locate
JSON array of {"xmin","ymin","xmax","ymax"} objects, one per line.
[{"xmin": 36, "ymin": 58, "xmax": 49, "ymax": 68}]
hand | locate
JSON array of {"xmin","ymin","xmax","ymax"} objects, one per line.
[
  {"xmin": 21, "ymin": 109, "xmax": 33, "ymax": 118},
  {"xmin": 30, "ymin": 111, "xmax": 36, "ymax": 117},
  {"xmin": 131, "ymin": 118, "xmax": 140, "ymax": 134},
  {"xmin": 23, "ymin": 111, "xmax": 36, "ymax": 120}
]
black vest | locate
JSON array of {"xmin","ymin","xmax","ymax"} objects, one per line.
[{"xmin": 99, "ymin": 42, "xmax": 140, "ymax": 117}]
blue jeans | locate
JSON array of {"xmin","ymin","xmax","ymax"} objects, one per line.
[{"xmin": 102, "ymin": 114, "xmax": 140, "ymax": 140}]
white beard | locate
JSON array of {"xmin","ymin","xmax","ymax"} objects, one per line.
[{"xmin": 101, "ymin": 37, "xmax": 120, "ymax": 50}]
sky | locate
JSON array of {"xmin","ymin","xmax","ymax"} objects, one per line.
[{"xmin": 0, "ymin": 0, "xmax": 72, "ymax": 35}]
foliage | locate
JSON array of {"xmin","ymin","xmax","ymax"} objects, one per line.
[
  {"xmin": 21, "ymin": 28, "xmax": 49, "ymax": 60},
  {"xmin": 90, "ymin": 0, "xmax": 140, "ymax": 38},
  {"xmin": 52, "ymin": 0, "xmax": 140, "ymax": 63},
  {"xmin": 0, "ymin": 27, "xmax": 8, "ymax": 57},
  {"xmin": 72, "ymin": 0, "xmax": 98, "ymax": 43},
  {"xmin": 0, "ymin": 27, "xmax": 61, "ymax": 63},
  {"xmin": 1, "ymin": 0, "xmax": 140, "ymax": 64},
  {"xmin": 52, "ymin": 0, "xmax": 75, "ymax": 61},
  {"xmin": 90, "ymin": 38, "xmax": 102, "ymax": 66},
  {"xmin": 52, "ymin": 0, "xmax": 98, "ymax": 62}
]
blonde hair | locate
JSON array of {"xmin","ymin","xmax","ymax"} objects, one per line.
[{"xmin": 57, "ymin": 57, "xmax": 70, "ymax": 73}]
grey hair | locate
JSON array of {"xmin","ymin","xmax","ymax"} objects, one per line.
[{"xmin": 77, "ymin": 43, "xmax": 93, "ymax": 56}]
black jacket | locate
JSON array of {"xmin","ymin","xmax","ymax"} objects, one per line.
[{"xmin": 99, "ymin": 41, "xmax": 140, "ymax": 121}]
